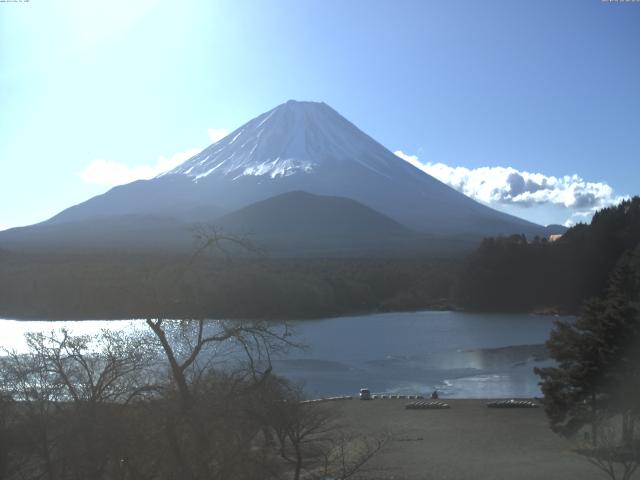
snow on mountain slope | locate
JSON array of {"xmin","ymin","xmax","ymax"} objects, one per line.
[{"xmin": 163, "ymin": 100, "xmax": 399, "ymax": 181}]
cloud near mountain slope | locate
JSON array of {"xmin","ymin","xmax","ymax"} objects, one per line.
[
  {"xmin": 394, "ymin": 150, "xmax": 628, "ymax": 226},
  {"xmin": 78, "ymin": 128, "xmax": 230, "ymax": 187}
]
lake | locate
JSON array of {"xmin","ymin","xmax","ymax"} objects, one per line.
[{"xmin": 0, "ymin": 310, "xmax": 563, "ymax": 398}]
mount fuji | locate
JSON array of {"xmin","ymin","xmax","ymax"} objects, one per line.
[{"xmin": 0, "ymin": 100, "xmax": 560, "ymax": 255}]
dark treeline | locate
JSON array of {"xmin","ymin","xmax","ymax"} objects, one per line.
[
  {"xmin": 2, "ymin": 198, "xmax": 638, "ymax": 320},
  {"xmin": 455, "ymin": 197, "xmax": 640, "ymax": 313},
  {"xmin": 0, "ymin": 252, "xmax": 458, "ymax": 320}
]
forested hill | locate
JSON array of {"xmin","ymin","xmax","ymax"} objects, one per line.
[{"xmin": 455, "ymin": 197, "xmax": 640, "ymax": 313}]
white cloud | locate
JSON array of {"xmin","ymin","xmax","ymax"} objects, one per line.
[
  {"xmin": 207, "ymin": 128, "xmax": 230, "ymax": 143},
  {"xmin": 562, "ymin": 210, "xmax": 595, "ymax": 228},
  {"xmin": 394, "ymin": 150, "xmax": 628, "ymax": 227},
  {"xmin": 79, "ymin": 127, "xmax": 228, "ymax": 187},
  {"xmin": 79, "ymin": 148, "xmax": 201, "ymax": 186}
]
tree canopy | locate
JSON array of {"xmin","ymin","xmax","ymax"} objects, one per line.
[{"xmin": 456, "ymin": 197, "xmax": 640, "ymax": 313}]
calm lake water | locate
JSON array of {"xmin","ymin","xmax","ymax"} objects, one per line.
[{"xmin": 0, "ymin": 310, "xmax": 564, "ymax": 398}]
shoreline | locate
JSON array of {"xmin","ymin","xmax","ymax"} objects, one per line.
[
  {"xmin": 304, "ymin": 395, "xmax": 544, "ymax": 402},
  {"xmin": 0, "ymin": 306, "xmax": 574, "ymax": 322}
]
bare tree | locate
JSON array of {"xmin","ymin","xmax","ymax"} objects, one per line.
[
  {"xmin": 145, "ymin": 318, "xmax": 295, "ymax": 409},
  {"xmin": 0, "ymin": 323, "xmax": 385, "ymax": 480},
  {"xmin": 263, "ymin": 386, "xmax": 387, "ymax": 480},
  {"xmin": 0, "ymin": 328, "xmax": 158, "ymax": 480},
  {"xmin": 141, "ymin": 317, "xmax": 298, "ymax": 480}
]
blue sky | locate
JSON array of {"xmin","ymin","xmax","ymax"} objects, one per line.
[{"xmin": 1, "ymin": 0, "xmax": 639, "ymax": 229}]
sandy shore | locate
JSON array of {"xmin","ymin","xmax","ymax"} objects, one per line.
[{"xmin": 329, "ymin": 398, "xmax": 602, "ymax": 480}]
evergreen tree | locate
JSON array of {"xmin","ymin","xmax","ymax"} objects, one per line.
[{"xmin": 535, "ymin": 245, "xmax": 640, "ymax": 447}]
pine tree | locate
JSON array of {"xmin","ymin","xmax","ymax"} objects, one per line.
[{"xmin": 535, "ymin": 245, "xmax": 640, "ymax": 447}]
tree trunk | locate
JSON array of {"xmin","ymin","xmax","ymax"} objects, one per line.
[
  {"xmin": 293, "ymin": 443, "xmax": 302, "ymax": 480},
  {"xmin": 146, "ymin": 319, "xmax": 192, "ymax": 410},
  {"xmin": 591, "ymin": 393, "xmax": 598, "ymax": 447},
  {"xmin": 621, "ymin": 412, "xmax": 633, "ymax": 448}
]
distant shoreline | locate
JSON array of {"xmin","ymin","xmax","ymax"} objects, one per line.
[{"xmin": 0, "ymin": 306, "xmax": 572, "ymax": 322}]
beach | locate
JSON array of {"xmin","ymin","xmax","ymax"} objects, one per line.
[{"xmin": 329, "ymin": 398, "xmax": 603, "ymax": 480}]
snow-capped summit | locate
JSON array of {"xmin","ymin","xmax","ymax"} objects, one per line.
[{"xmin": 164, "ymin": 100, "xmax": 400, "ymax": 182}]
